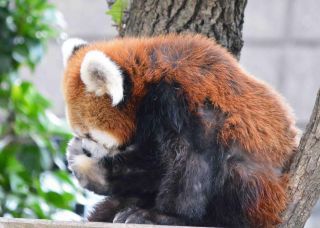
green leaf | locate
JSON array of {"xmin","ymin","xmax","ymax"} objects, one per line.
[
  {"xmin": 8, "ymin": 173, "xmax": 27, "ymax": 194},
  {"xmin": 53, "ymin": 171, "xmax": 76, "ymax": 188},
  {"xmin": 16, "ymin": 144, "xmax": 42, "ymax": 173},
  {"xmin": 106, "ymin": 0, "xmax": 128, "ymax": 26},
  {"xmin": 6, "ymin": 155, "xmax": 25, "ymax": 173},
  {"xmin": 44, "ymin": 191, "xmax": 74, "ymax": 209},
  {"xmin": 25, "ymin": 195, "xmax": 50, "ymax": 219},
  {"xmin": 29, "ymin": 202, "xmax": 47, "ymax": 219}
]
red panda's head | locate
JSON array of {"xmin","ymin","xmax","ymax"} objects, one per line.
[{"xmin": 61, "ymin": 38, "xmax": 136, "ymax": 151}]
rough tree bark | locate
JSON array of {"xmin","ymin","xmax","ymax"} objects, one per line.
[
  {"xmin": 279, "ymin": 90, "xmax": 320, "ymax": 228},
  {"xmin": 121, "ymin": 0, "xmax": 247, "ymax": 59},
  {"xmin": 107, "ymin": 0, "xmax": 320, "ymax": 227}
]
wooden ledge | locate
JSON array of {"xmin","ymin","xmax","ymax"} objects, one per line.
[{"xmin": 0, "ymin": 218, "xmax": 209, "ymax": 228}]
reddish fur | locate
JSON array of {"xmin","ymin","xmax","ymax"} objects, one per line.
[{"xmin": 63, "ymin": 34, "xmax": 298, "ymax": 226}]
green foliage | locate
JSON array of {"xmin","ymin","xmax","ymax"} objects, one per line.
[
  {"xmin": 0, "ymin": 0, "xmax": 81, "ymax": 219},
  {"xmin": 106, "ymin": 0, "xmax": 128, "ymax": 27}
]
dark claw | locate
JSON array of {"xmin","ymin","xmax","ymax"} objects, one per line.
[
  {"xmin": 113, "ymin": 208, "xmax": 155, "ymax": 224},
  {"xmin": 82, "ymin": 148, "xmax": 92, "ymax": 157},
  {"xmin": 113, "ymin": 207, "xmax": 138, "ymax": 223},
  {"xmin": 126, "ymin": 212, "xmax": 153, "ymax": 224}
]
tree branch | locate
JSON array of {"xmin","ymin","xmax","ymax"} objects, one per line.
[{"xmin": 279, "ymin": 89, "xmax": 320, "ymax": 227}]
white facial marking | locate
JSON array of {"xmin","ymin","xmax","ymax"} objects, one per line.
[
  {"xmin": 80, "ymin": 50, "xmax": 124, "ymax": 106},
  {"xmin": 89, "ymin": 129, "xmax": 119, "ymax": 149},
  {"xmin": 61, "ymin": 38, "xmax": 87, "ymax": 66},
  {"xmin": 69, "ymin": 128, "xmax": 120, "ymax": 158},
  {"xmin": 81, "ymin": 138, "xmax": 110, "ymax": 159}
]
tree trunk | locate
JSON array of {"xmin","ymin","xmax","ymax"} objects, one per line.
[
  {"xmin": 108, "ymin": 0, "xmax": 320, "ymax": 227},
  {"xmin": 278, "ymin": 89, "xmax": 320, "ymax": 228},
  {"xmin": 122, "ymin": 0, "xmax": 247, "ymax": 59}
]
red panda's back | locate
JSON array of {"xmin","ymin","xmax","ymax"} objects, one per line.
[{"xmin": 89, "ymin": 34, "xmax": 299, "ymax": 167}]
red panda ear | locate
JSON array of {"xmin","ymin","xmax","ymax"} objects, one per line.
[
  {"xmin": 62, "ymin": 38, "xmax": 87, "ymax": 66},
  {"xmin": 80, "ymin": 50, "xmax": 124, "ymax": 106}
]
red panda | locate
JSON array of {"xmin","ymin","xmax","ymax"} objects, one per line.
[{"xmin": 62, "ymin": 34, "xmax": 298, "ymax": 227}]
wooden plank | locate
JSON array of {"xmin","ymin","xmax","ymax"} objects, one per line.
[{"xmin": 0, "ymin": 218, "xmax": 208, "ymax": 228}]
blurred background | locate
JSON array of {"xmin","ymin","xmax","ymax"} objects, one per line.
[{"xmin": 0, "ymin": 0, "xmax": 319, "ymax": 226}]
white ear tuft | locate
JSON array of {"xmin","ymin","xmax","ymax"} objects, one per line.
[
  {"xmin": 62, "ymin": 38, "xmax": 87, "ymax": 66},
  {"xmin": 80, "ymin": 50, "xmax": 123, "ymax": 106}
]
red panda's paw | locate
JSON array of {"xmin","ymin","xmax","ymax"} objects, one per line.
[
  {"xmin": 66, "ymin": 137, "xmax": 110, "ymax": 195},
  {"xmin": 113, "ymin": 207, "xmax": 186, "ymax": 225},
  {"xmin": 113, "ymin": 207, "xmax": 153, "ymax": 224}
]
